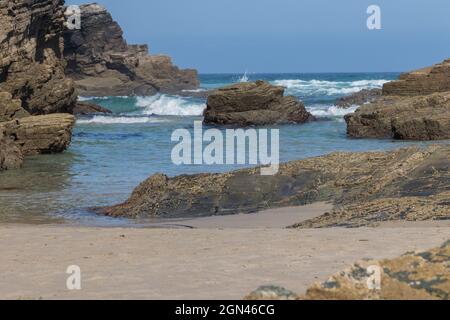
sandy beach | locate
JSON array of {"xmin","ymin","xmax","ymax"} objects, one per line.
[{"xmin": 1, "ymin": 203, "xmax": 448, "ymax": 300}]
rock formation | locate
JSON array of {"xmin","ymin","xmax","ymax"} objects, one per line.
[
  {"xmin": 0, "ymin": 114, "xmax": 75, "ymax": 155},
  {"xmin": 246, "ymin": 240, "xmax": 450, "ymax": 300},
  {"xmin": 335, "ymin": 88, "xmax": 381, "ymax": 108},
  {"xmin": 97, "ymin": 145, "xmax": 449, "ymax": 227},
  {"xmin": 0, "ymin": 134, "xmax": 23, "ymax": 171},
  {"xmin": 73, "ymin": 101, "xmax": 112, "ymax": 115},
  {"xmin": 383, "ymin": 59, "xmax": 450, "ymax": 96},
  {"xmin": 0, "ymin": 0, "xmax": 77, "ymax": 169},
  {"xmin": 0, "ymin": 0, "xmax": 77, "ymax": 115},
  {"xmin": 63, "ymin": 4, "xmax": 200, "ymax": 96},
  {"xmin": 346, "ymin": 59, "xmax": 450, "ymax": 140},
  {"xmin": 203, "ymin": 81, "xmax": 315, "ymax": 126},
  {"xmin": 345, "ymin": 93, "xmax": 450, "ymax": 140}
]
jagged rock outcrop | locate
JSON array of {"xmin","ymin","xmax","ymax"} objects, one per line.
[
  {"xmin": 0, "ymin": 0, "xmax": 77, "ymax": 115},
  {"xmin": 345, "ymin": 92, "xmax": 450, "ymax": 140},
  {"xmin": 0, "ymin": 114, "xmax": 75, "ymax": 155},
  {"xmin": 73, "ymin": 101, "xmax": 112, "ymax": 115},
  {"xmin": 246, "ymin": 241, "xmax": 450, "ymax": 300},
  {"xmin": 63, "ymin": 4, "xmax": 200, "ymax": 96},
  {"xmin": 97, "ymin": 145, "xmax": 449, "ymax": 227},
  {"xmin": 383, "ymin": 59, "xmax": 450, "ymax": 96},
  {"xmin": 203, "ymin": 81, "xmax": 315, "ymax": 126},
  {"xmin": 0, "ymin": 134, "xmax": 23, "ymax": 171},
  {"xmin": 335, "ymin": 88, "xmax": 382, "ymax": 108}
]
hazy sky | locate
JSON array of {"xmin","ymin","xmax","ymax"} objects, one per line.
[{"xmin": 67, "ymin": 0, "xmax": 450, "ymax": 73}]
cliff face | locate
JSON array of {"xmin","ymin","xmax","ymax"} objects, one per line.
[
  {"xmin": 0, "ymin": 0, "xmax": 76, "ymax": 115},
  {"xmin": 0, "ymin": 0, "xmax": 76, "ymax": 171},
  {"xmin": 63, "ymin": 4, "xmax": 200, "ymax": 96}
]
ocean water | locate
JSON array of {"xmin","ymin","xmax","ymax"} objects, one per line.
[{"xmin": 0, "ymin": 72, "xmax": 443, "ymax": 225}]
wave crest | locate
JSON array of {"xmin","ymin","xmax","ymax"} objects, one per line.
[
  {"xmin": 272, "ymin": 79, "xmax": 389, "ymax": 96},
  {"xmin": 136, "ymin": 94, "xmax": 205, "ymax": 116}
]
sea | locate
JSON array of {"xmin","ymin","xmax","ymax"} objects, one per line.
[{"xmin": 0, "ymin": 72, "xmax": 442, "ymax": 225}]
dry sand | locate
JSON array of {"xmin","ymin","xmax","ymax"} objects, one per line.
[{"xmin": 0, "ymin": 203, "xmax": 449, "ymax": 300}]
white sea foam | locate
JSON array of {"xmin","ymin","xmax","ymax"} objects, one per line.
[
  {"xmin": 307, "ymin": 105, "xmax": 358, "ymax": 117},
  {"xmin": 272, "ymin": 79, "xmax": 389, "ymax": 96},
  {"xmin": 78, "ymin": 96, "xmax": 129, "ymax": 101},
  {"xmin": 77, "ymin": 116, "xmax": 168, "ymax": 124},
  {"xmin": 136, "ymin": 94, "xmax": 205, "ymax": 116}
]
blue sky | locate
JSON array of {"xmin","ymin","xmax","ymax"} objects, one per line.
[{"xmin": 67, "ymin": 0, "xmax": 450, "ymax": 73}]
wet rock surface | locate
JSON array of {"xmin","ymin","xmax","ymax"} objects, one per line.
[
  {"xmin": 98, "ymin": 145, "xmax": 450, "ymax": 226},
  {"xmin": 63, "ymin": 4, "xmax": 200, "ymax": 96},
  {"xmin": 203, "ymin": 81, "xmax": 315, "ymax": 126}
]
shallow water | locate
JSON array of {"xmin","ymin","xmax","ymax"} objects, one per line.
[{"xmin": 1, "ymin": 73, "xmax": 447, "ymax": 225}]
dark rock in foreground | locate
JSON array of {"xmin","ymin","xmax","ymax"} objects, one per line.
[
  {"xmin": 0, "ymin": 134, "xmax": 23, "ymax": 171},
  {"xmin": 203, "ymin": 81, "xmax": 315, "ymax": 126},
  {"xmin": 247, "ymin": 241, "xmax": 450, "ymax": 300},
  {"xmin": 335, "ymin": 88, "xmax": 382, "ymax": 108},
  {"xmin": 0, "ymin": 114, "xmax": 75, "ymax": 155},
  {"xmin": 345, "ymin": 92, "xmax": 450, "ymax": 140},
  {"xmin": 383, "ymin": 59, "xmax": 450, "ymax": 96},
  {"xmin": 97, "ymin": 145, "xmax": 449, "ymax": 228},
  {"xmin": 73, "ymin": 102, "xmax": 112, "ymax": 116},
  {"xmin": 64, "ymin": 4, "xmax": 200, "ymax": 96}
]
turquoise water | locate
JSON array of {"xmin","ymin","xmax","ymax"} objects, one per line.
[{"xmin": 1, "ymin": 72, "xmax": 445, "ymax": 225}]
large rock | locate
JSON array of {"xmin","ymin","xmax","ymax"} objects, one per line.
[
  {"xmin": 203, "ymin": 81, "xmax": 315, "ymax": 126},
  {"xmin": 302, "ymin": 240, "xmax": 450, "ymax": 300},
  {"xmin": 0, "ymin": 0, "xmax": 77, "ymax": 115},
  {"xmin": 383, "ymin": 59, "xmax": 450, "ymax": 96},
  {"xmin": 246, "ymin": 241, "xmax": 450, "ymax": 300},
  {"xmin": 0, "ymin": 114, "xmax": 75, "ymax": 155},
  {"xmin": 0, "ymin": 134, "xmax": 23, "ymax": 171},
  {"xmin": 63, "ymin": 4, "xmax": 200, "ymax": 96},
  {"xmin": 345, "ymin": 92, "xmax": 450, "ymax": 140},
  {"xmin": 97, "ymin": 145, "xmax": 449, "ymax": 228}
]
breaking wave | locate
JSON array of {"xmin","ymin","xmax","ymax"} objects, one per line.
[
  {"xmin": 307, "ymin": 105, "xmax": 358, "ymax": 118},
  {"xmin": 272, "ymin": 79, "xmax": 389, "ymax": 96},
  {"xmin": 136, "ymin": 94, "xmax": 205, "ymax": 116},
  {"xmin": 77, "ymin": 116, "xmax": 169, "ymax": 125}
]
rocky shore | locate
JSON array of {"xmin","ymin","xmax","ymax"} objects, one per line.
[
  {"xmin": 246, "ymin": 240, "xmax": 450, "ymax": 300},
  {"xmin": 98, "ymin": 145, "xmax": 449, "ymax": 227},
  {"xmin": 204, "ymin": 80, "xmax": 315, "ymax": 126},
  {"xmin": 63, "ymin": 4, "xmax": 200, "ymax": 96},
  {"xmin": 346, "ymin": 59, "xmax": 450, "ymax": 140},
  {"xmin": 0, "ymin": 0, "xmax": 77, "ymax": 171}
]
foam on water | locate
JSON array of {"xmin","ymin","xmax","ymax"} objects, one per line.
[
  {"xmin": 272, "ymin": 79, "xmax": 389, "ymax": 96},
  {"xmin": 77, "ymin": 115, "xmax": 168, "ymax": 124},
  {"xmin": 307, "ymin": 105, "xmax": 358, "ymax": 117},
  {"xmin": 136, "ymin": 94, "xmax": 205, "ymax": 116}
]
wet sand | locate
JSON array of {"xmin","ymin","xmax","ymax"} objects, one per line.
[{"xmin": 0, "ymin": 203, "xmax": 449, "ymax": 300}]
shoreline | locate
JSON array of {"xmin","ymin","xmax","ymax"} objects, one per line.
[{"xmin": 1, "ymin": 203, "xmax": 448, "ymax": 300}]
